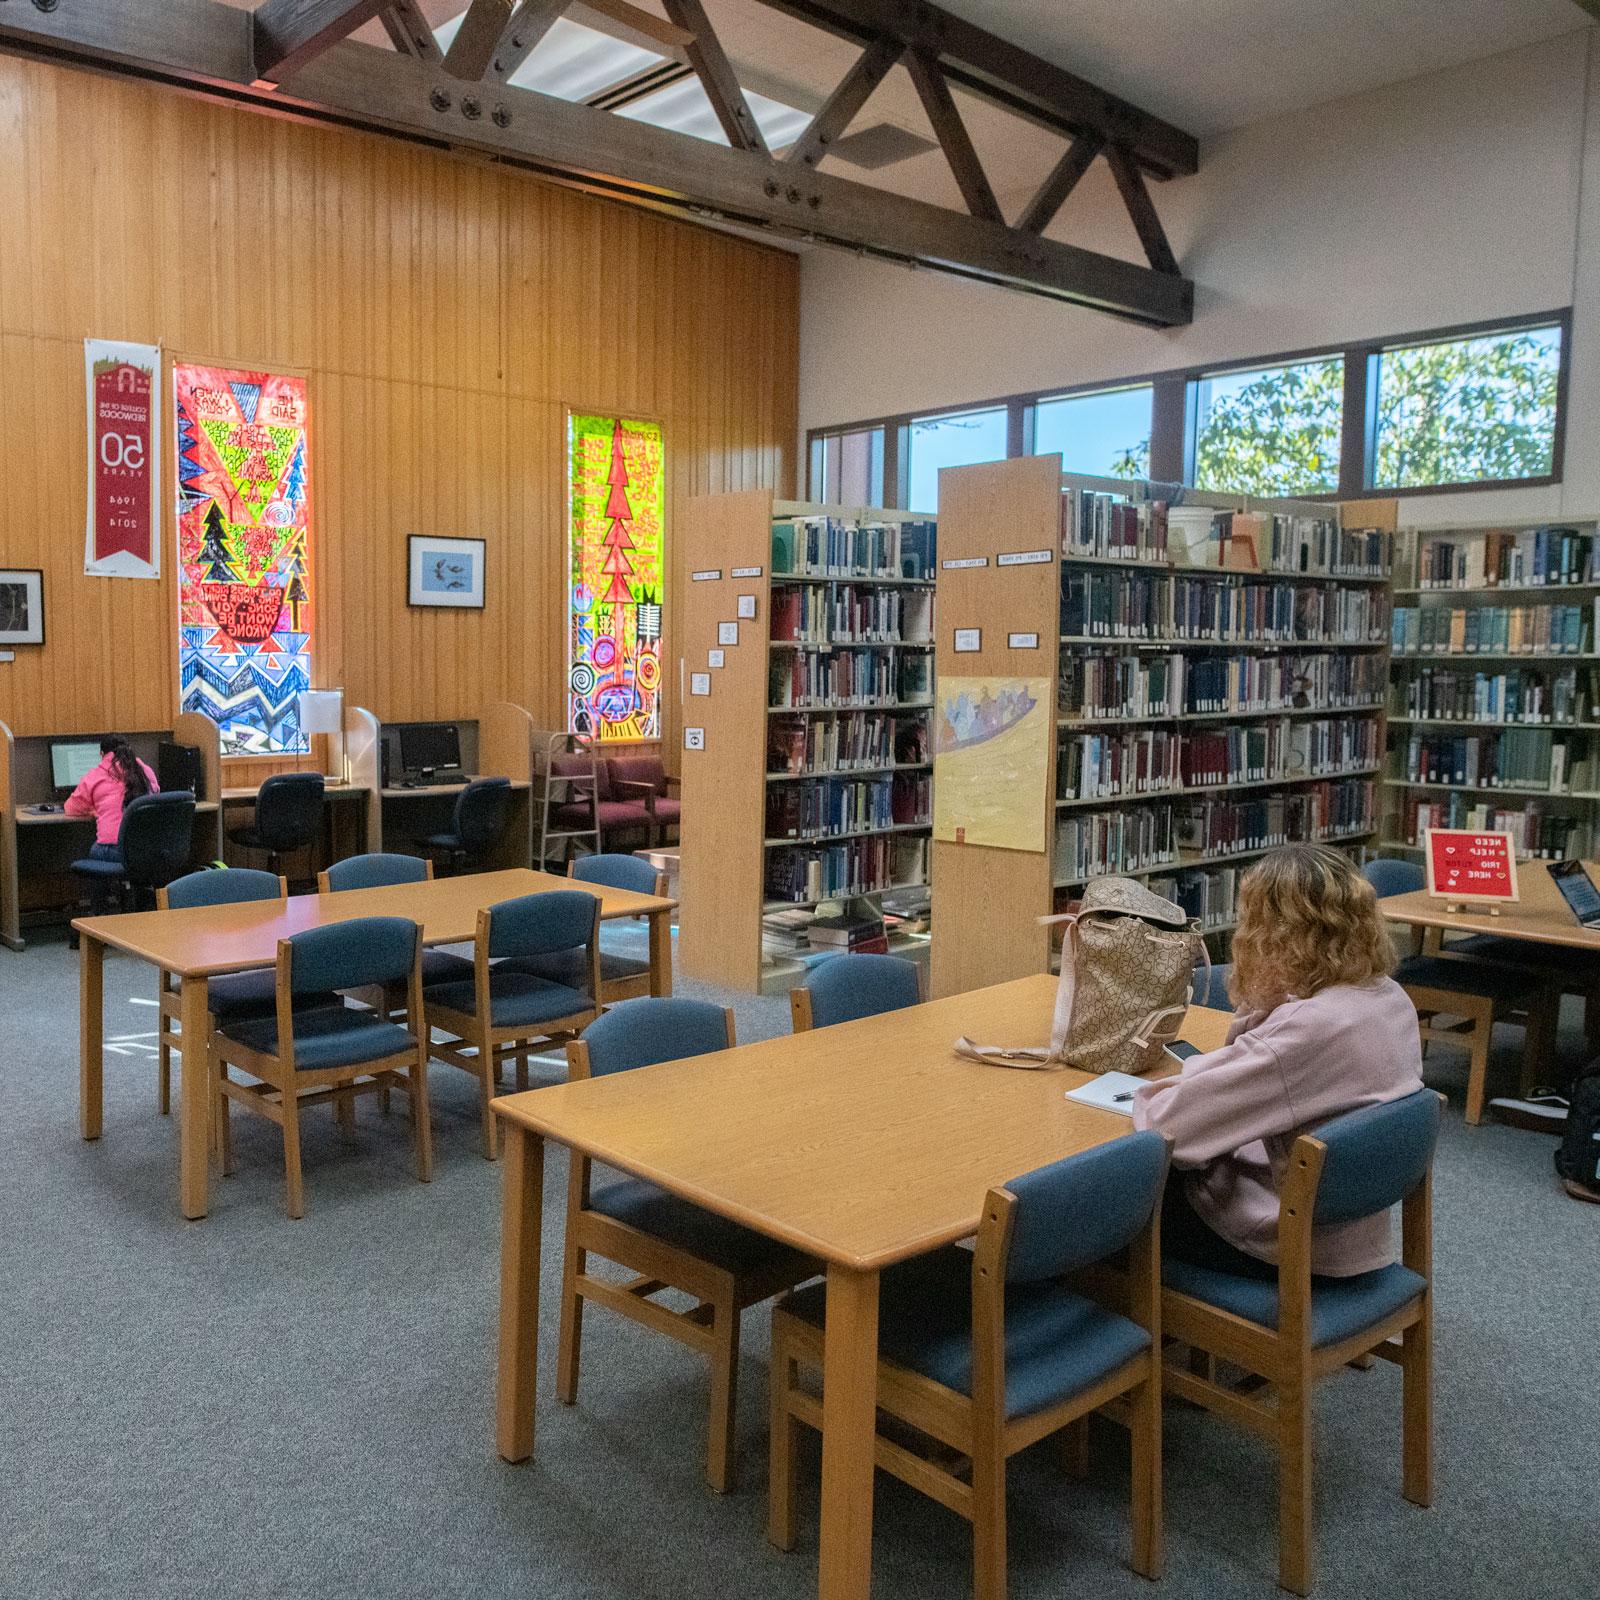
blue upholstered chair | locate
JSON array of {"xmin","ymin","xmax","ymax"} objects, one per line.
[
  {"xmin": 559, "ymin": 999, "xmax": 817, "ymax": 1493},
  {"xmin": 769, "ymin": 1132, "xmax": 1172, "ymax": 1594},
  {"xmin": 318, "ymin": 852, "xmax": 474, "ymax": 988},
  {"xmin": 1160, "ymin": 1089, "xmax": 1441, "ymax": 1594},
  {"xmin": 210, "ymin": 915, "xmax": 431, "ymax": 1217},
  {"xmin": 502, "ymin": 854, "xmax": 666, "ymax": 1003},
  {"xmin": 154, "ymin": 867, "xmax": 291, "ymax": 1119},
  {"xmin": 423, "ymin": 890, "xmax": 600, "ymax": 1159},
  {"xmin": 1362, "ymin": 861, "xmax": 1560, "ymax": 1122},
  {"xmin": 1194, "ymin": 960, "xmax": 1233, "ymax": 1013},
  {"xmin": 789, "ymin": 951, "xmax": 922, "ymax": 1031},
  {"xmin": 424, "ymin": 776, "xmax": 514, "ymax": 875}
]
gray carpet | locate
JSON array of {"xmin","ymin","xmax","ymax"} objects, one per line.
[{"xmin": 1, "ymin": 930, "xmax": 1596, "ymax": 1599}]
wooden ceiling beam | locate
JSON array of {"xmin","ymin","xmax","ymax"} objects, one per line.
[
  {"xmin": 904, "ymin": 44, "xmax": 1000, "ymax": 224},
  {"xmin": 483, "ymin": 0, "xmax": 572, "ymax": 86},
  {"xmin": 660, "ymin": 0, "xmax": 769, "ymax": 154},
  {"xmin": 783, "ymin": 35, "xmax": 901, "ymax": 168},
  {"xmin": 379, "ymin": 0, "xmax": 443, "ymax": 64},
  {"xmin": 1105, "ymin": 144, "xmax": 1179, "ymax": 276},
  {"xmin": 1016, "ymin": 131, "xmax": 1103, "ymax": 236},
  {"xmin": 252, "ymin": 0, "xmax": 389, "ymax": 83},
  {"xmin": 442, "ymin": 0, "xmax": 521, "ymax": 79}
]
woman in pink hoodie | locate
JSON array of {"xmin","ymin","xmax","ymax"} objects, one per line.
[
  {"xmin": 1133, "ymin": 844, "xmax": 1422, "ymax": 1278},
  {"xmin": 64, "ymin": 736, "xmax": 159, "ymax": 910}
]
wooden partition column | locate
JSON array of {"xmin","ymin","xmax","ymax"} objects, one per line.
[
  {"xmin": 480, "ymin": 700, "xmax": 537, "ymax": 868},
  {"xmin": 172, "ymin": 711, "xmax": 223, "ymax": 859},
  {"xmin": 930, "ymin": 456, "xmax": 1062, "ymax": 999},
  {"xmin": 346, "ymin": 706, "xmax": 384, "ymax": 852},
  {"xmin": 0, "ymin": 720, "xmax": 19, "ymax": 950}
]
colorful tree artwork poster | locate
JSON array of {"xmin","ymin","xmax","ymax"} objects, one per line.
[
  {"xmin": 174, "ymin": 363, "xmax": 313, "ymax": 755},
  {"xmin": 568, "ymin": 413, "xmax": 664, "ymax": 741}
]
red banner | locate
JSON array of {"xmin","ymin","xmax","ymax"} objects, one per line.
[
  {"xmin": 1424, "ymin": 829, "xmax": 1519, "ymax": 902},
  {"xmin": 85, "ymin": 339, "xmax": 161, "ymax": 579}
]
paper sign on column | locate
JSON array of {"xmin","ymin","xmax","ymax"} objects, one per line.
[
  {"xmin": 690, "ymin": 673, "xmax": 711, "ymax": 696},
  {"xmin": 708, "ymin": 649, "xmax": 725, "ymax": 668},
  {"xmin": 684, "ymin": 728, "xmax": 705, "ymax": 750},
  {"xmin": 718, "ymin": 622, "xmax": 739, "ymax": 646}
]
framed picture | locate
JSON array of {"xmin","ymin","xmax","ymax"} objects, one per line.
[
  {"xmin": 0, "ymin": 568, "xmax": 44, "ymax": 645},
  {"xmin": 408, "ymin": 536, "xmax": 485, "ymax": 610}
]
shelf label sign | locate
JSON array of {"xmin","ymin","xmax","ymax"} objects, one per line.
[
  {"xmin": 997, "ymin": 549, "xmax": 1052, "ymax": 566},
  {"xmin": 1423, "ymin": 829, "xmax": 1520, "ymax": 903},
  {"xmin": 691, "ymin": 569, "xmax": 722, "ymax": 582},
  {"xmin": 941, "ymin": 556, "xmax": 988, "ymax": 570}
]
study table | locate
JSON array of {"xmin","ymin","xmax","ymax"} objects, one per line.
[
  {"xmin": 75, "ymin": 867, "xmax": 677, "ymax": 1220},
  {"xmin": 490, "ymin": 974, "xmax": 1232, "ymax": 1600},
  {"xmin": 1378, "ymin": 865, "xmax": 1600, "ymax": 954}
]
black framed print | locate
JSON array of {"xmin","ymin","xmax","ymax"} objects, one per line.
[
  {"xmin": 408, "ymin": 536, "xmax": 486, "ymax": 610},
  {"xmin": 0, "ymin": 569, "xmax": 44, "ymax": 645}
]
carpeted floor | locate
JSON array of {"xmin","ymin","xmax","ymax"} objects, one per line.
[{"xmin": 1, "ymin": 930, "xmax": 1596, "ymax": 1599}]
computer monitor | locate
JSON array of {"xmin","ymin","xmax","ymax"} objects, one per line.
[
  {"xmin": 50, "ymin": 739, "xmax": 102, "ymax": 796},
  {"xmin": 157, "ymin": 741, "xmax": 202, "ymax": 799},
  {"xmin": 397, "ymin": 722, "xmax": 462, "ymax": 778}
]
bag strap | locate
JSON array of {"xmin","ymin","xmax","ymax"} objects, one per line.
[{"xmin": 954, "ymin": 909, "xmax": 1081, "ymax": 1069}]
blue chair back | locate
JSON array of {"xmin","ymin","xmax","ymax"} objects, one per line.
[
  {"xmin": 580, "ymin": 998, "xmax": 730, "ymax": 1077},
  {"xmin": 325, "ymin": 852, "xmax": 429, "ymax": 892},
  {"xmin": 286, "ymin": 916, "xmax": 418, "ymax": 996},
  {"xmin": 165, "ymin": 867, "xmax": 281, "ymax": 909},
  {"xmin": 1311, "ymin": 1090, "xmax": 1440, "ymax": 1226},
  {"xmin": 1194, "ymin": 960, "xmax": 1233, "ymax": 1012},
  {"xmin": 455, "ymin": 777, "xmax": 513, "ymax": 852},
  {"xmin": 487, "ymin": 890, "xmax": 596, "ymax": 959},
  {"xmin": 253, "ymin": 772, "xmax": 325, "ymax": 852},
  {"xmin": 802, "ymin": 953, "xmax": 920, "ymax": 1028},
  {"xmin": 1362, "ymin": 858, "xmax": 1424, "ymax": 899},
  {"xmin": 119, "ymin": 793, "xmax": 197, "ymax": 888},
  {"xmin": 1005, "ymin": 1131, "xmax": 1169, "ymax": 1283},
  {"xmin": 572, "ymin": 853, "xmax": 659, "ymax": 894}
]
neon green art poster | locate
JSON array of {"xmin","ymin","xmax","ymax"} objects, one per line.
[{"xmin": 568, "ymin": 413, "xmax": 665, "ymax": 741}]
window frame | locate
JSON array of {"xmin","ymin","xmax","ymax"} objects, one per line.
[{"xmin": 803, "ymin": 307, "xmax": 1572, "ymax": 509}]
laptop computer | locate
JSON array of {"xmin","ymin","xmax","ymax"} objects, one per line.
[{"xmin": 1548, "ymin": 859, "xmax": 1600, "ymax": 928}]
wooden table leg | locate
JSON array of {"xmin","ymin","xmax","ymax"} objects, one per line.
[
  {"xmin": 179, "ymin": 975, "xmax": 212, "ymax": 1219},
  {"xmin": 78, "ymin": 933, "xmax": 105, "ymax": 1140},
  {"xmin": 496, "ymin": 1121, "xmax": 545, "ymax": 1462},
  {"xmin": 817, "ymin": 1264, "xmax": 879, "ymax": 1600},
  {"xmin": 648, "ymin": 908, "xmax": 672, "ymax": 997}
]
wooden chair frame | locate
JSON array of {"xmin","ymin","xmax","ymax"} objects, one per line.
[
  {"xmin": 557, "ymin": 1010, "xmax": 818, "ymax": 1494},
  {"xmin": 769, "ymin": 1175, "xmax": 1166, "ymax": 1600},
  {"xmin": 1158, "ymin": 1122, "xmax": 1436, "ymax": 1595},
  {"xmin": 210, "ymin": 937, "xmax": 433, "ymax": 1218},
  {"xmin": 155, "ymin": 874, "xmax": 288, "ymax": 1125},
  {"xmin": 567, "ymin": 860, "xmax": 667, "ymax": 1004},
  {"xmin": 424, "ymin": 900, "xmax": 601, "ymax": 1160}
]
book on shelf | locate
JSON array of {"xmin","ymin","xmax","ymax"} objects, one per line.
[
  {"xmin": 768, "ymin": 646, "xmax": 929, "ymax": 709},
  {"xmin": 764, "ymin": 770, "xmax": 930, "ymax": 841},
  {"xmin": 1390, "ymin": 601, "xmax": 1590, "ymax": 656},
  {"xmin": 770, "ymin": 581, "xmax": 932, "ymax": 644},
  {"xmin": 771, "ymin": 516, "xmax": 935, "ymax": 581},
  {"xmin": 1397, "ymin": 728, "xmax": 1575, "ymax": 791},
  {"xmin": 807, "ymin": 907, "xmax": 889, "ymax": 953},
  {"xmin": 1393, "ymin": 665, "xmax": 1582, "ymax": 725},
  {"xmin": 764, "ymin": 833, "xmax": 927, "ymax": 904},
  {"xmin": 1399, "ymin": 797, "xmax": 1583, "ymax": 859},
  {"xmin": 1416, "ymin": 526, "xmax": 1594, "ymax": 589},
  {"xmin": 766, "ymin": 709, "xmax": 928, "ymax": 775},
  {"xmin": 1057, "ymin": 650, "xmax": 1383, "ymax": 721},
  {"xmin": 1146, "ymin": 863, "xmax": 1245, "ymax": 931}
]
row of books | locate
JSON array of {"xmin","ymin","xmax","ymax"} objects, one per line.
[
  {"xmin": 1062, "ymin": 491, "xmax": 1173, "ymax": 563},
  {"xmin": 1390, "ymin": 602, "xmax": 1591, "ymax": 656},
  {"xmin": 768, "ymin": 649, "xmax": 932, "ymax": 710},
  {"xmin": 1391, "ymin": 667, "xmax": 1587, "ymax": 726},
  {"xmin": 1396, "ymin": 730, "xmax": 1577, "ymax": 791},
  {"xmin": 1057, "ymin": 717, "xmax": 1379, "ymax": 801},
  {"xmin": 1051, "ymin": 780, "xmax": 1375, "ymax": 881},
  {"xmin": 766, "ymin": 712, "xmax": 928, "ymax": 776},
  {"xmin": 771, "ymin": 517, "xmax": 936, "ymax": 581},
  {"xmin": 1414, "ymin": 527, "xmax": 1594, "ymax": 590},
  {"xmin": 764, "ymin": 833, "xmax": 928, "ymax": 904},
  {"xmin": 1146, "ymin": 863, "xmax": 1247, "ymax": 932},
  {"xmin": 770, "ymin": 582, "xmax": 932, "ymax": 644},
  {"xmin": 1057, "ymin": 651, "xmax": 1387, "ymax": 721},
  {"xmin": 1216, "ymin": 511, "xmax": 1390, "ymax": 579},
  {"xmin": 1062, "ymin": 571, "xmax": 1388, "ymax": 643},
  {"xmin": 1396, "ymin": 798, "xmax": 1584, "ymax": 859},
  {"xmin": 764, "ymin": 772, "xmax": 931, "ymax": 840}
]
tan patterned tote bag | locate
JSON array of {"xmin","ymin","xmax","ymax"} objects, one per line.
[{"xmin": 956, "ymin": 876, "xmax": 1205, "ymax": 1075}]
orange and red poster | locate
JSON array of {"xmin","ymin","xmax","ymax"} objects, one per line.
[
  {"xmin": 174, "ymin": 363, "xmax": 313, "ymax": 755},
  {"xmin": 568, "ymin": 413, "xmax": 664, "ymax": 742}
]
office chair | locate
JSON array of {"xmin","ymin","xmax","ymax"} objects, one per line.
[
  {"xmin": 425, "ymin": 776, "xmax": 513, "ymax": 876},
  {"xmin": 227, "ymin": 771, "xmax": 325, "ymax": 878},
  {"xmin": 770, "ymin": 1132, "xmax": 1171, "ymax": 1594},
  {"xmin": 71, "ymin": 792, "xmax": 197, "ymax": 925},
  {"xmin": 789, "ymin": 951, "xmax": 922, "ymax": 1031},
  {"xmin": 560, "ymin": 999, "xmax": 817, "ymax": 1492}
]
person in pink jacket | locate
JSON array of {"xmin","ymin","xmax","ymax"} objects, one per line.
[
  {"xmin": 64, "ymin": 737, "xmax": 159, "ymax": 910},
  {"xmin": 1133, "ymin": 843, "xmax": 1422, "ymax": 1278}
]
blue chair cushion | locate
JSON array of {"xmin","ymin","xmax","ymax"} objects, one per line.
[
  {"xmin": 501, "ymin": 949, "xmax": 648, "ymax": 985},
  {"xmin": 220, "ymin": 1006, "xmax": 417, "ymax": 1072},
  {"xmin": 71, "ymin": 858, "xmax": 126, "ymax": 879},
  {"xmin": 425, "ymin": 832, "xmax": 466, "ymax": 850},
  {"xmin": 419, "ymin": 949, "xmax": 475, "ymax": 987},
  {"xmin": 783, "ymin": 1245, "xmax": 1150, "ymax": 1421},
  {"xmin": 1162, "ymin": 1258, "xmax": 1427, "ymax": 1349},
  {"xmin": 205, "ymin": 970, "xmax": 337, "ymax": 1022},
  {"xmin": 1394, "ymin": 954, "xmax": 1536, "ymax": 1002},
  {"xmin": 589, "ymin": 1178, "xmax": 804, "ymax": 1277},
  {"xmin": 424, "ymin": 972, "xmax": 591, "ymax": 1028}
]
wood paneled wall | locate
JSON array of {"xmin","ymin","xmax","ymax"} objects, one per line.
[{"xmin": 0, "ymin": 54, "xmax": 799, "ymax": 754}]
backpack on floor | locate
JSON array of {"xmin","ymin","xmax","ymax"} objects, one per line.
[
  {"xmin": 956, "ymin": 876, "xmax": 1205, "ymax": 1076},
  {"xmin": 1555, "ymin": 1063, "xmax": 1600, "ymax": 1196}
]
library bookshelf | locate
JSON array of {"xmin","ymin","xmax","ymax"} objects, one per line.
[
  {"xmin": 930, "ymin": 454, "xmax": 1397, "ymax": 999},
  {"xmin": 1382, "ymin": 518, "xmax": 1600, "ymax": 864},
  {"xmin": 677, "ymin": 491, "xmax": 937, "ymax": 993}
]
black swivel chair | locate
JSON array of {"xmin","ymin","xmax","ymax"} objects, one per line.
[
  {"xmin": 424, "ymin": 777, "xmax": 513, "ymax": 876},
  {"xmin": 227, "ymin": 772, "xmax": 326, "ymax": 878},
  {"xmin": 71, "ymin": 792, "xmax": 197, "ymax": 928}
]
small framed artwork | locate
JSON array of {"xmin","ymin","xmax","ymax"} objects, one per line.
[
  {"xmin": 0, "ymin": 569, "xmax": 44, "ymax": 645},
  {"xmin": 408, "ymin": 536, "xmax": 485, "ymax": 609}
]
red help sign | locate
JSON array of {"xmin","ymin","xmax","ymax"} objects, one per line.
[
  {"xmin": 91, "ymin": 359, "xmax": 155, "ymax": 563},
  {"xmin": 1424, "ymin": 830, "xmax": 1519, "ymax": 902}
]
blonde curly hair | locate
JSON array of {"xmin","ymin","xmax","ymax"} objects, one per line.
[{"xmin": 1229, "ymin": 844, "xmax": 1394, "ymax": 1012}]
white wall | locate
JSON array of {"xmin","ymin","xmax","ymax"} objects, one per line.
[{"xmin": 798, "ymin": 29, "xmax": 1599, "ymax": 525}]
